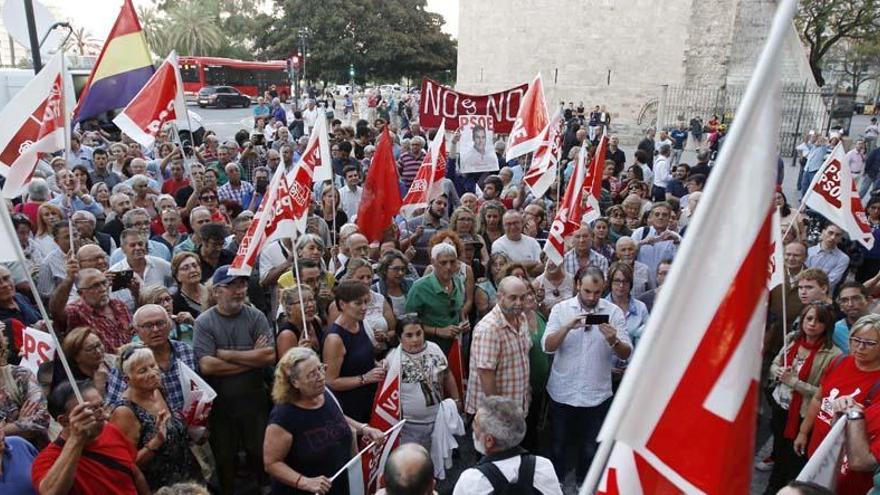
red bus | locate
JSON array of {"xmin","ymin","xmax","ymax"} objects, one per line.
[{"xmin": 178, "ymin": 56, "xmax": 291, "ymax": 101}]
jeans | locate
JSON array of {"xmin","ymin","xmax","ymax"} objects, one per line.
[
  {"xmin": 799, "ymin": 168, "xmax": 818, "ymax": 197},
  {"xmin": 672, "ymin": 148, "xmax": 683, "ymax": 166},
  {"xmin": 549, "ymin": 397, "xmax": 612, "ymax": 484}
]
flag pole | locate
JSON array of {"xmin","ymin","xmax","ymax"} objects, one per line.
[
  {"xmin": 580, "ymin": 0, "xmax": 797, "ymax": 492},
  {"xmin": 783, "ymin": 142, "xmax": 843, "ymax": 241},
  {"xmin": 61, "ymin": 48, "xmax": 71, "ymax": 162},
  {"xmin": 782, "ymin": 265, "xmax": 790, "ymax": 368},
  {"xmin": 289, "ymin": 235, "xmax": 310, "ymax": 341},
  {"xmin": 328, "ymin": 420, "xmax": 407, "ymax": 483},
  {"xmin": 0, "ymin": 203, "xmax": 83, "ymax": 403}
]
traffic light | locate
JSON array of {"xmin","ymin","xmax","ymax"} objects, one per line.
[
  {"xmin": 349, "ymin": 64, "xmax": 355, "ymax": 78},
  {"xmin": 292, "ymin": 56, "xmax": 300, "ymax": 68}
]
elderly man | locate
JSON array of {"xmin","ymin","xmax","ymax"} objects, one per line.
[
  {"xmin": 381, "ymin": 443, "xmax": 436, "ymax": 495},
  {"xmin": 562, "ymin": 224, "xmax": 608, "ymax": 278},
  {"xmin": 106, "ymin": 304, "xmax": 197, "ymax": 413},
  {"xmin": 49, "ymin": 244, "xmax": 133, "ymax": 320},
  {"xmin": 398, "ymin": 136, "xmax": 425, "ymax": 188},
  {"xmin": 173, "ymin": 162, "xmax": 205, "ymax": 208},
  {"xmin": 162, "ymin": 155, "xmax": 190, "ymax": 196},
  {"xmin": 71, "ymin": 210, "xmax": 115, "ymax": 255},
  {"xmin": 636, "ymin": 258, "xmax": 673, "ymax": 312},
  {"xmin": 543, "ymin": 267, "xmax": 631, "ymax": 484},
  {"xmin": 806, "ymin": 223, "xmax": 850, "ymax": 291},
  {"xmin": 65, "ymin": 268, "xmax": 133, "ymax": 352},
  {"xmin": 242, "ymin": 166, "xmax": 270, "ymax": 212},
  {"xmin": 492, "ymin": 210, "xmax": 543, "ymax": 274},
  {"xmin": 173, "ymin": 206, "xmax": 212, "ymax": 255},
  {"xmin": 632, "ymin": 202, "xmax": 680, "ymax": 283},
  {"xmin": 271, "ymin": 126, "xmax": 292, "ymax": 152},
  {"xmin": 109, "ymin": 208, "xmax": 171, "ymax": 264},
  {"xmin": 217, "ymin": 163, "xmax": 254, "ymax": 207},
  {"xmin": 767, "ymin": 240, "xmax": 808, "ymax": 341},
  {"xmin": 32, "ymin": 381, "xmax": 150, "ymax": 494},
  {"xmin": 614, "ymin": 236, "xmax": 653, "ymax": 296},
  {"xmin": 48, "ymin": 168, "xmax": 103, "ymax": 217},
  {"xmin": 406, "ymin": 243, "xmax": 468, "ymax": 353},
  {"xmin": 453, "ymin": 396, "xmax": 561, "ymax": 495},
  {"xmin": 401, "ymin": 196, "xmax": 449, "ymax": 274},
  {"xmin": 0, "ymin": 265, "xmax": 40, "ymax": 327},
  {"xmin": 194, "ymin": 265, "xmax": 275, "ymax": 495},
  {"xmin": 466, "ymin": 276, "xmax": 532, "ymax": 417},
  {"xmin": 110, "ymin": 229, "xmax": 172, "ymax": 309},
  {"xmin": 36, "ymin": 221, "xmax": 76, "ymax": 299}
]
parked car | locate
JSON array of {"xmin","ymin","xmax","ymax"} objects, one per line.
[{"xmin": 197, "ymin": 86, "xmax": 251, "ymax": 108}]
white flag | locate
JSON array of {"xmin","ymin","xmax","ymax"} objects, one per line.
[
  {"xmin": 20, "ymin": 327, "xmax": 56, "ymax": 374},
  {"xmin": 796, "ymin": 416, "xmax": 846, "ymax": 489}
]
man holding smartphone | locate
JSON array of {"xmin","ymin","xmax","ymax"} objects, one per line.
[{"xmin": 542, "ymin": 266, "xmax": 631, "ymax": 487}]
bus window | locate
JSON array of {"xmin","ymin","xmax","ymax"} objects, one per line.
[
  {"xmin": 180, "ymin": 65, "xmax": 200, "ymax": 83},
  {"xmin": 205, "ymin": 66, "xmax": 227, "ymax": 85}
]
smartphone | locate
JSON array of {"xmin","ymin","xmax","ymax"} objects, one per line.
[
  {"xmin": 583, "ymin": 314, "xmax": 609, "ymax": 327},
  {"xmin": 111, "ymin": 270, "xmax": 134, "ymax": 291}
]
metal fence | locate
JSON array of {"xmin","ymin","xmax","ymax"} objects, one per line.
[{"xmin": 656, "ymin": 81, "xmax": 828, "ymax": 156}]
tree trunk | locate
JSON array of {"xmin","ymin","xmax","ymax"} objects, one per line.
[{"xmin": 811, "ymin": 60, "xmax": 826, "ymax": 87}]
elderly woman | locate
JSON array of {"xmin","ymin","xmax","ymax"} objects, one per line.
[
  {"xmin": 264, "ymin": 347, "xmax": 383, "ymax": 494},
  {"xmin": 323, "ymin": 280, "xmax": 387, "ymax": 422},
  {"xmin": 396, "ymin": 314, "xmax": 460, "ymax": 451},
  {"xmin": 477, "ymin": 200, "xmax": 506, "ymax": 250},
  {"xmin": 139, "ymin": 285, "xmax": 195, "ymax": 343},
  {"xmin": 278, "ymin": 285, "xmax": 323, "ymax": 357},
  {"xmin": 331, "ymin": 258, "xmax": 396, "ymax": 354},
  {"xmin": 475, "ymin": 252, "xmax": 510, "ymax": 319},
  {"xmin": 109, "ymin": 344, "xmax": 201, "ymax": 491},
  {"xmin": 794, "ymin": 314, "xmax": 880, "ymax": 494},
  {"xmin": 450, "ymin": 207, "xmax": 489, "ymax": 266},
  {"xmin": 34, "ymin": 203, "xmax": 64, "ymax": 260},
  {"xmin": 606, "ymin": 205, "xmax": 632, "ymax": 243},
  {"xmin": 426, "ymin": 231, "xmax": 474, "ymax": 322},
  {"xmin": 763, "ymin": 303, "xmax": 840, "ymax": 494},
  {"xmin": 130, "ymin": 175, "xmax": 158, "ymax": 218},
  {"xmin": 0, "ymin": 332, "xmax": 49, "ymax": 445},
  {"xmin": 373, "ymin": 250, "xmax": 414, "ymax": 318},
  {"xmin": 52, "ymin": 326, "xmax": 114, "ymax": 393},
  {"xmin": 171, "ymin": 252, "xmax": 206, "ymax": 318},
  {"xmin": 621, "ymin": 193, "xmax": 647, "ymax": 229},
  {"xmin": 536, "ymin": 259, "xmax": 574, "ymax": 312},
  {"xmin": 90, "ymin": 182, "xmax": 112, "ymax": 220}
]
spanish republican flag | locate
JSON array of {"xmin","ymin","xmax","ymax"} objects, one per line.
[{"xmin": 74, "ymin": 0, "xmax": 154, "ymax": 122}]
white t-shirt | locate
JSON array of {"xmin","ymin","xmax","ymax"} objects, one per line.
[
  {"xmin": 453, "ymin": 455, "xmax": 562, "ymax": 495},
  {"xmin": 492, "ymin": 235, "xmax": 542, "ymax": 264}
]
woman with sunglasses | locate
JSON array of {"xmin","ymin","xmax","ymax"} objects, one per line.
[
  {"xmin": 278, "ymin": 285, "xmax": 323, "ymax": 357},
  {"xmin": 606, "ymin": 205, "xmax": 632, "ymax": 243},
  {"xmin": 764, "ymin": 303, "xmax": 840, "ymax": 494},
  {"xmin": 794, "ymin": 313, "xmax": 880, "ymax": 494},
  {"xmin": 109, "ymin": 344, "xmax": 201, "ymax": 491},
  {"xmin": 264, "ymin": 347, "xmax": 384, "ymax": 494},
  {"xmin": 374, "ymin": 250, "xmax": 414, "ymax": 319}
]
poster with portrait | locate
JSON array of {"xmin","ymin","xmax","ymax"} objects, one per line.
[{"xmin": 458, "ymin": 115, "xmax": 499, "ymax": 174}]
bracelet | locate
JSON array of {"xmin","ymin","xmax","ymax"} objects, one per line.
[
  {"xmin": 293, "ymin": 472, "xmax": 302, "ymax": 489},
  {"xmin": 358, "ymin": 423, "xmax": 367, "ymax": 435}
]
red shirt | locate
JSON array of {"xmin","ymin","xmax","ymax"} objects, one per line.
[
  {"xmin": 808, "ymin": 356, "xmax": 880, "ymax": 455},
  {"xmin": 31, "ymin": 423, "xmax": 138, "ymax": 495},
  {"xmin": 835, "ymin": 402, "xmax": 880, "ymax": 494},
  {"xmin": 161, "ymin": 177, "xmax": 190, "ymax": 196},
  {"xmin": 65, "ymin": 299, "xmax": 133, "ymax": 354}
]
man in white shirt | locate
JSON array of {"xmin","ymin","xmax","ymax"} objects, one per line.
[
  {"xmin": 542, "ymin": 267, "xmax": 631, "ymax": 485},
  {"xmin": 339, "ymin": 165, "xmax": 363, "ymax": 220},
  {"xmin": 806, "ymin": 223, "xmax": 850, "ymax": 290},
  {"xmin": 492, "ymin": 210, "xmax": 542, "ymax": 273},
  {"xmin": 632, "ymin": 202, "xmax": 680, "ymax": 284},
  {"xmin": 302, "ymin": 99, "xmax": 320, "ymax": 135},
  {"xmin": 109, "ymin": 229, "xmax": 173, "ymax": 312},
  {"xmin": 652, "ymin": 143, "xmax": 672, "ymax": 201},
  {"xmin": 453, "ymin": 396, "xmax": 561, "ymax": 495}
]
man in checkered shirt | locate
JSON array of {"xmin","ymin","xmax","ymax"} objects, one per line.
[
  {"xmin": 217, "ymin": 163, "xmax": 255, "ymax": 207},
  {"xmin": 105, "ymin": 304, "xmax": 197, "ymax": 414}
]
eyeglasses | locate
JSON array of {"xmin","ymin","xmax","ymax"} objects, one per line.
[
  {"xmin": 200, "ymin": 195, "xmax": 217, "ymax": 201},
  {"xmin": 388, "ymin": 266, "xmax": 407, "ymax": 272},
  {"xmin": 611, "ymin": 278, "xmax": 629, "ymax": 286},
  {"xmin": 138, "ymin": 320, "xmax": 168, "ymax": 331},
  {"xmin": 850, "ymin": 337, "xmax": 879, "ymax": 349}
]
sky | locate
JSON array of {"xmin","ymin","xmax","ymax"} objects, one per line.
[{"xmin": 54, "ymin": 0, "xmax": 459, "ymax": 41}]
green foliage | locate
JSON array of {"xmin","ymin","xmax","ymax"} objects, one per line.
[
  {"xmin": 795, "ymin": 0, "xmax": 880, "ymax": 86},
  {"xmin": 139, "ymin": 0, "xmax": 262, "ymax": 58},
  {"xmin": 254, "ymin": 0, "xmax": 456, "ymax": 84}
]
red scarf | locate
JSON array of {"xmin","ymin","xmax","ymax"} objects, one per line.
[{"xmin": 783, "ymin": 336, "xmax": 825, "ymax": 439}]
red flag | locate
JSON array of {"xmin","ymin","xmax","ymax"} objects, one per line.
[
  {"xmin": 113, "ymin": 51, "xmax": 187, "ymax": 149},
  {"xmin": 0, "ymin": 52, "xmax": 67, "ymax": 198},
  {"xmin": 369, "ymin": 347, "xmax": 401, "ymax": 432},
  {"xmin": 588, "ymin": 0, "xmax": 789, "ymax": 490},
  {"xmin": 582, "ymin": 134, "xmax": 608, "ymax": 224},
  {"xmin": 804, "ymin": 142, "xmax": 874, "ymax": 249},
  {"xmin": 357, "ymin": 127, "xmax": 402, "ymax": 243},
  {"xmin": 505, "ymin": 73, "xmax": 549, "ymax": 161},
  {"xmin": 543, "ymin": 143, "xmax": 589, "ymax": 265},
  {"xmin": 446, "ymin": 338, "xmax": 466, "ymax": 401},
  {"xmin": 400, "ymin": 121, "xmax": 448, "ymax": 218},
  {"xmin": 523, "ymin": 108, "xmax": 564, "ymax": 199},
  {"xmin": 287, "ymin": 115, "xmax": 333, "ymax": 233}
]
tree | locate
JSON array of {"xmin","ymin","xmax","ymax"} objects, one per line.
[
  {"xmin": 795, "ymin": 0, "xmax": 880, "ymax": 86},
  {"xmin": 254, "ymin": 0, "xmax": 456, "ymax": 84},
  {"xmin": 828, "ymin": 37, "xmax": 880, "ymax": 94},
  {"xmin": 65, "ymin": 27, "xmax": 102, "ymax": 56},
  {"xmin": 164, "ymin": 2, "xmax": 224, "ymax": 56}
]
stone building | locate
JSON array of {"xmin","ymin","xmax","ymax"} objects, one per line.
[{"xmin": 456, "ymin": 0, "xmax": 821, "ymax": 141}]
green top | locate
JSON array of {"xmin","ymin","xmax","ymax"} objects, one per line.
[
  {"xmin": 405, "ymin": 272, "xmax": 464, "ymax": 353},
  {"xmin": 529, "ymin": 312, "xmax": 550, "ymax": 394}
]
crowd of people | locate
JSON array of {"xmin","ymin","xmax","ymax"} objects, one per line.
[{"xmin": 0, "ymin": 92, "xmax": 879, "ymax": 495}]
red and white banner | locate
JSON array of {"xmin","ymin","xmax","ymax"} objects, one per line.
[
  {"xmin": 332, "ymin": 420, "xmax": 406, "ymax": 495},
  {"xmin": 20, "ymin": 327, "xmax": 56, "ymax": 374},
  {"xmin": 418, "ymin": 77, "xmax": 527, "ymax": 133},
  {"xmin": 286, "ymin": 114, "xmax": 332, "ymax": 231},
  {"xmin": 0, "ymin": 52, "xmax": 69, "ymax": 199},
  {"xmin": 582, "ymin": 134, "xmax": 608, "ymax": 225},
  {"xmin": 796, "ymin": 416, "xmax": 846, "ymax": 490},
  {"xmin": 447, "ymin": 337, "xmax": 466, "ymax": 401},
  {"xmin": 523, "ymin": 108, "xmax": 563, "ymax": 199},
  {"xmin": 369, "ymin": 347, "xmax": 401, "ymax": 432},
  {"xmin": 768, "ymin": 207, "xmax": 784, "ymax": 290},
  {"xmin": 113, "ymin": 51, "xmax": 187, "ymax": 149},
  {"xmin": 506, "ymin": 73, "xmax": 549, "ymax": 161},
  {"xmin": 228, "ymin": 165, "xmax": 297, "ymax": 276},
  {"xmin": 588, "ymin": 0, "xmax": 789, "ymax": 488},
  {"xmin": 400, "ymin": 121, "xmax": 448, "ymax": 218},
  {"xmin": 178, "ymin": 360, "xmax": 217, "ymax": 427},
  {"xmin": 804, "ymin": 142, "xmax": 874, "ymax": 249},
  {"xmin": 544, "ymin": 142, "xmax": 589, "ymax": 266}
]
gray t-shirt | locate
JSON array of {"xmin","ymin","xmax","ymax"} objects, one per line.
[{"xmin": 193, "ymin": 304, "xmax": 273, "ymax": 407}]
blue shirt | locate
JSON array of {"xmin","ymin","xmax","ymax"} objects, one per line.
[
  {"xmin": 105, "ymin": 339, "xmax": 198, "ymax": 414},
  {"xmin": 109, "ymin": 239, "xmax": 171, "ymax": 264},
  {"xmin": 603, "ymin": 294, "xmax": 650, "ymax": 345},
  {"xmin": 0, "ymin": 436, "xmax": 38, "ymax": 495},
  {"xmin": 670, "ymin": 129, "xmax": 688, "ymax": 149},
  {"xmin": 47, "ymin": 194, "xmax": 103, "ymax": 217},
  {"xmin": 833, "ymin": 319, "xmax": 852, "ymax": 354}
]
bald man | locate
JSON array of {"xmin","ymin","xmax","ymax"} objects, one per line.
[
  {"xmin": 465, "ymin": 276, "xmax": 532, "ymax": 416},
  {"xmin": 492, "ymin": 211, "xmax": 543, "ymax": 273},
  {"xmin": 380, "ymin": 443, "xmax": 435, "ymax": 495}
]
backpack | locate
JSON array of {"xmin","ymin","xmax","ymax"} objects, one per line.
[{"xmin": 474, "ymin": 447, "xmax": 541, "ymax": 495}]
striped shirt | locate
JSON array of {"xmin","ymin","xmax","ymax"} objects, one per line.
[{"xmin": 398, "ymin": 151, "xmax": 425, "ymax": 188}]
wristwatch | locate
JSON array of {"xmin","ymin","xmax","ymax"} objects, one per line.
[{"xmin": 848, "ymin": 410, "xmax": 866, "ymax": 420}]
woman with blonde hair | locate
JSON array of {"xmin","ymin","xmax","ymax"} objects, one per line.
[
  {"xmin": 477, "ymin": 200, "xmax": 506, "ymax": 250},
  {"xmin": 450, "ymin": 206, "xmax": 489, "ymax": 265},
  {"xmin": 34, "ymin": 203, "xmax": 64, "ymax": 258},
  {"xmin": 264, "ymin": 347, "xmax": 383, "ymax": 494}
]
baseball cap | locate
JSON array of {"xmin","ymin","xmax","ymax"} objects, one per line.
[{"xmin": 212, "ymin": 265, "xmax": 247, "ymax": 286}]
